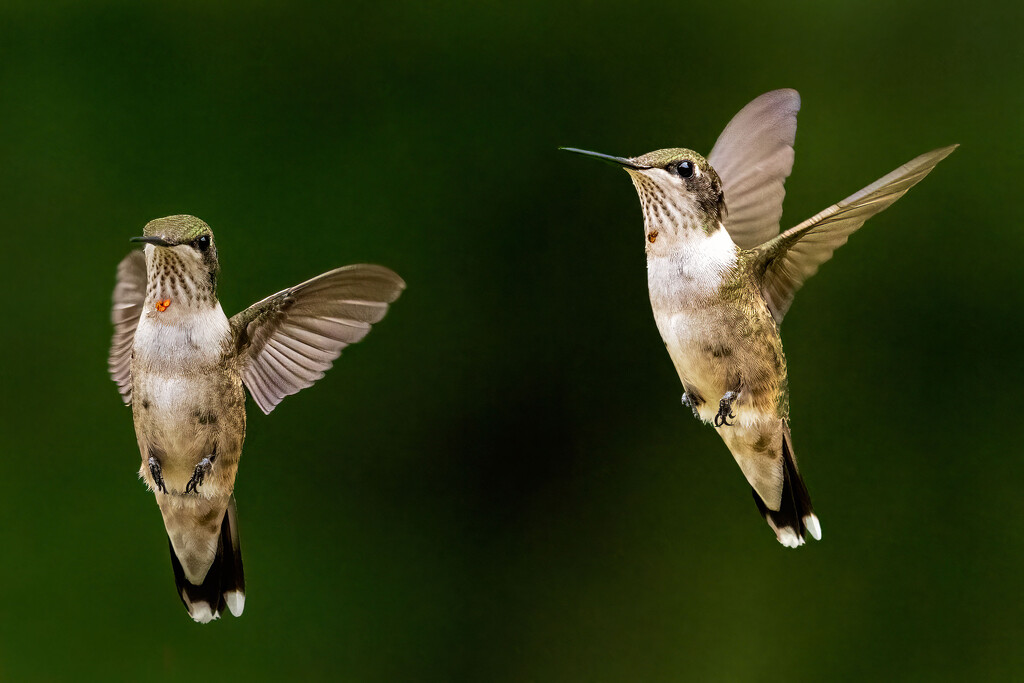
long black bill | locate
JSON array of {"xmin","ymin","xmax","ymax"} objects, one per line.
[
  {"xmin": 130, "ymin": 235, "xmax": 173, "ymax": 246},
  {"xmin": 559, "ymin": 147, "xmax": 648, "ymax": 170}
]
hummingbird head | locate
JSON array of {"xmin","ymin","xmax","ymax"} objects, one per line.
[
  {"xmin": 131, "ymin": 215, "xmax": 220, "ymax": 307},
  {"xmin": 562, "ymin": 147, "xmax": 727, "ymax": 249}
]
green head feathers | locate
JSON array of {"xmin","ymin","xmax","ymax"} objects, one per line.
[
  {"xmin": 629, "ymin": 148, "xmax": 721, "ymax": 188},
  {"xmin": 132, "ymin": 215, "xmax": 220, "ymax": 300},
  {"xmin": 142, "ymin": 214, "xmax": 214, "ymax": 246}
]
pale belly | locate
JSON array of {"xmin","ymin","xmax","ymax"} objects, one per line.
[
  {"xmin": 131, "ymin": 369, "xmax": 245, "ymax": 492},
  {"xmin": 658, "ymin": 309, "xmax": 739, "ymax": 396},
  {"xmin": 655, "ymin": 305, "xmax": 787, "ymax": 424},
  {"xmin": 134, "ymin": 372, "xmax": 230, "ymax": 448},
  {"xmin": 130, "ymin": 305, "xmax": 244, "ymax": 495}
]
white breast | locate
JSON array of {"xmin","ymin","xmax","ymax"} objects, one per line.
[
  {"xmin": 133, "ymin": 302, "xmax": 231, "ymax": 373},
  {"xmin": 647, "ymin": 225, "xmax": 738, "ymax": 310}
]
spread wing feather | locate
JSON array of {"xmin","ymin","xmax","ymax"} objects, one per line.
[
  {"xmin": 230, "ymin": 264, "xmax": 405, "ymax": 414},
  {"xmin": 708, "ymin": 89, "xmax": 801, "ymax": 249},
  {"xmin": 756, "ymin": 145, "xmax": 957, "ymax": 323},
  {"xmin": 109, "ymin": 249, "xmax": 148, "ymax": 404}
]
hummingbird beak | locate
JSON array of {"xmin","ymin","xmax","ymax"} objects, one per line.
[
  {"xmin": 559, "ymin": 147, "xmax": 649, "ymax": 170},
  {"xmin": 130, "ymin": 235, "xmax": 174, "ymax": 247}
]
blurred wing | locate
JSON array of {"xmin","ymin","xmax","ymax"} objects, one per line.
[
  {"xmin": 231, "ymin": 264, "xmax": 406, "ymax": 414},
  {"xmin": 708, "ymin": 89, "xmax": 801, "ymax": 249},
  {"xmin": 109, "ymin": 250, "xmax": 147, "ymax": 404},
  {"xmin": 757, "ymin": 145, "xmax": 957, "ymax": 323}
]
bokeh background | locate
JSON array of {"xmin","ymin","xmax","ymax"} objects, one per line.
[{"xmin": 0, "ymin": 1, "xmax": 1020, "ymax": 680}]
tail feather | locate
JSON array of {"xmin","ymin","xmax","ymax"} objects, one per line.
[
  {"xmin": 219, "ymin": 497, "xmax": 245, "ymax": 617},
  {"xmin": 169, "ymin": 496, "xmax": 245, "ymax": 623},
  {"xmin": 752, "ymin": 425, "xmax": 820, "ymax": 548}
]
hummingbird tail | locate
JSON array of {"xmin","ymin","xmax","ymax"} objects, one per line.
[
  {"xmin": 168, "ymin": 495, "xmax": 246, "ymax": 623},
  {"xmin": 752, "ymin": 426, "xmax": 820, "ymax": 548}
]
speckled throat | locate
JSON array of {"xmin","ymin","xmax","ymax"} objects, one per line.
[
  {"xmin": 629, "ymin": 173, "xmax": 719, "ymax": 239},
  {"xmin": 145, "ymin": 247, "xmax": 218, "ymax": 310}
]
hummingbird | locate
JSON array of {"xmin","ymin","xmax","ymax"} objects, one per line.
[
  {"xmin": 109, "ymin": 214, "xmax": 405, "ymax": 621},
  {"xmin": 564, "ymin": 89, "xmax": 955, "ymax": 547}
]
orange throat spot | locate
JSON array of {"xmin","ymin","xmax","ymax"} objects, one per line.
[{"xmin": 155, "ymin": 298, "xmax": 171, "ymax": 312}]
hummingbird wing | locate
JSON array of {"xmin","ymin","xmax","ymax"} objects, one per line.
[
  {"xmin": 230, "ymin": 264, "xmax": 405, "ymax": 414},
  {"xmin": 756, "ymin": 145, "xmax": 957, "ymax": 323},
  {"xmin": 708, "ymin": 89, "xmax": 800, "ymax": 249},
  {"xmin": 109, "ymin": 249, "xmax": 147, "ymax": 404}
]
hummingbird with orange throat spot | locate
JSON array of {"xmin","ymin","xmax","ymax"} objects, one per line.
[
  {"xmin": 564, "ymin": 90, "xmax": 955, "ymax": 547},
  {"xmin": 110, "ymin": 214, "xmax": 405, "ymax": 621}
]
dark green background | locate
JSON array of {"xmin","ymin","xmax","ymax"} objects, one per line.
[{"xmin": 0, "ymin": 0, "xmax": 1020, "ymax": 680}]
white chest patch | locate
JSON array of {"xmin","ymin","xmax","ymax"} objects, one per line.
[
  {"xmin": 647, "ymin": 226, "xmax": 738, "ymax": 308},
  {"xmin": 134, "ymin": 302, "xmax": 231, "ymax": 373}
]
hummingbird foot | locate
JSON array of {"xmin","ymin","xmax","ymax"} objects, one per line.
[
  {"xmin": 681, "ymin": 391, "xmax": 703, "ymax": 420},
  {"xmin": 148, "ymin": 456, "xmax": 168, "ymax": 494},
  {"xmin": 714, "ymin": 391, "xmax": 739, "ymax": 427},
  {"xmin": 185, "ymin": 454, "xmax": 217, "ymax": 495}
]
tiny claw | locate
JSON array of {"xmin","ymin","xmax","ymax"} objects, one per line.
[
  {"xmin": 714, "ymin": 391, "xmax": 739, "ymax": 427},
  {"xmin": 148, "ymin": 456, "xmax": 167, "ymax": 494},
  {"xmin": 713, "ymin": 411, "xmax": 735, "ymax": 427},
  {"xmin": 185, "ymin": 455, "xmax": 216, "ymax": 494}
]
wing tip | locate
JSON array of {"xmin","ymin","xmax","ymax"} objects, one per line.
[
  {"xmin": 931, "ymin": 143, "xmax": 959, "ymax": 162},
  {"xmin": 767, "ymin": 87, "xmax": 801, "ymax": 110}
]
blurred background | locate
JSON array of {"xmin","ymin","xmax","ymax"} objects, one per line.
[{"xmin": 0, "ymin": 0, "xmax": 1020, "ymax": 680}]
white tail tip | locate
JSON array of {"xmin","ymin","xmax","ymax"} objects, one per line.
[
  {"xmin": 225, "ymin": 591, "xmax": 246, "ymax": 617},
  {"xmin": 188, "ymin": 601, "xmax": 219, "ymax": 624},
  {"xmin": 804, "ymin": 514, "xmax": 822, "ymax": 541},
  {"xmin": 777, "ymin": 528, "xmax": 805, "ymax": 548}
]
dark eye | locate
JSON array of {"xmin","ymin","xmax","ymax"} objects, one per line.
[
  {"xmin": 194, "ymin": 235, "xmax": 210, "ymax": 252},
  {"xmin": 676, "ymin": 160, "xmax": 694, "ymax": 178}
]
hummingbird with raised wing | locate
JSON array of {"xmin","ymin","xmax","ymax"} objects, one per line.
[
  {"xmin": 564, "ymin": 90, "xmax": 955, "ymax": 547},
  {"xmin": 109, "ymin": 214, "xmax": 405, "ymax": 621}
]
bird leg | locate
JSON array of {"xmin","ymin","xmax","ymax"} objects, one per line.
[
  {"xmin": 714, "ymin": 391, "xmax": 739, "ymax": 427},
  {"xmin": 148, "ymin": 456, "xmax": 167, "ymax": 494},
  {"xmin": 185, "ymin": 450, "xmax": 217, "ymax": 494},
  {"xmin": 681, "ymin": 389, "xmax": 703, "ymax": 420}
]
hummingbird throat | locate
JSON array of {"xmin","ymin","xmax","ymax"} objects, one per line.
[
  {"xmin": 145, "ymin": 247, "xmax": 217, "ymax": 311},
  {"xmin": 630, "ymin": 172, "xmax": 721, "ymax": 241}
]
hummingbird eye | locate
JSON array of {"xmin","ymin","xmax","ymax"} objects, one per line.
[
  {"xmin": 194, "ymin": 235, "xmax": 210, "ymax": 252},
  {"xmin": 675, "ymin": 160, "xmax": 694, "ymax": 178}
]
